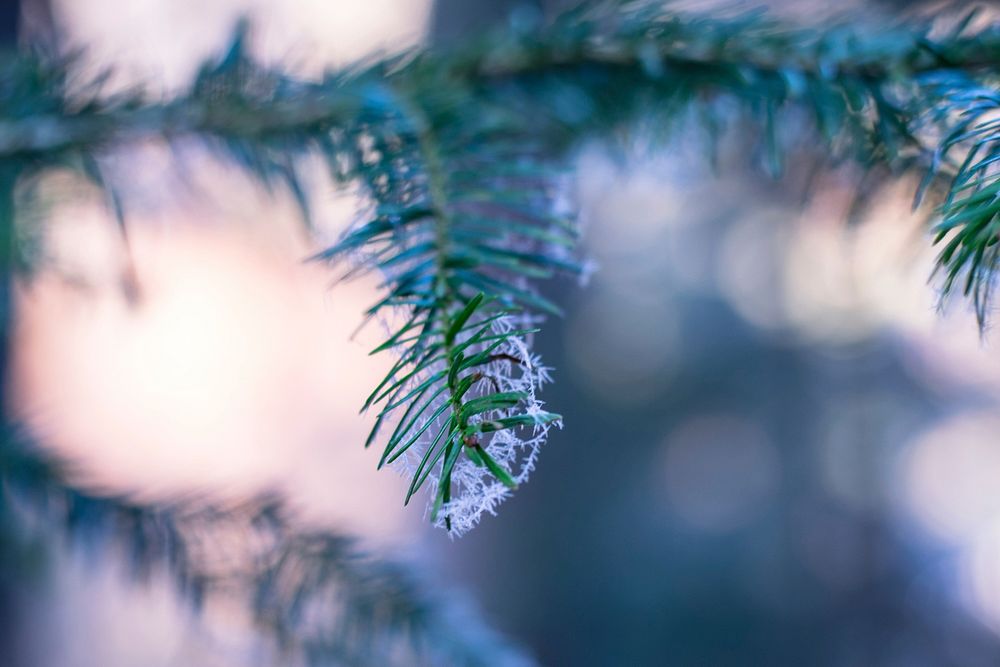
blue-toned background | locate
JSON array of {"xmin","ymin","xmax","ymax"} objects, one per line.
[{"xmin": 8, "ymin": 1, "xmax": 1000, "ymax": 665}]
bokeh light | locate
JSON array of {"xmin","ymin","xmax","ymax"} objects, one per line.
[
  {"xmin": 900, "ymin": 413, "xmax": 1000, "ymax": 546},
  {"xmin": 658, "ymin": 414, "xmax": 780, "ymax": 533}
]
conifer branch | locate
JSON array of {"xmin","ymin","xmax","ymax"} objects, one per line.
[
  {"xmin": 3, "ymin": 3, "xmax": 1000, "ymax": 530},
  {"xmin": 314, "ymin": 77, "xmax": 577, "ymax": 533},
  {"xmin": 918, "ymin": 73, "xmax": 1000, "ymax": 325}
]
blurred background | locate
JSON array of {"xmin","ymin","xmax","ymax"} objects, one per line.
[{"xmin": 8, "ymin": 0, "xmax": 1000, "ymax": 665}]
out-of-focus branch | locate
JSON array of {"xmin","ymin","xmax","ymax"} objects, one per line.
[{"xmin": 0, "ymin": 426, "xmax": 532, "ymax": 666}]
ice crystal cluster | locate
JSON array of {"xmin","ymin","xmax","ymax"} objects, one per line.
[{"xmin": 396, "ymin": 312, "xmax": 559, "ymax": 535}]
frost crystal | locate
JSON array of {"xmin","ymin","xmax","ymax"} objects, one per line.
[{"xmin": 390, "ymin": 311, "xmax": 560, "ymax": 536}]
